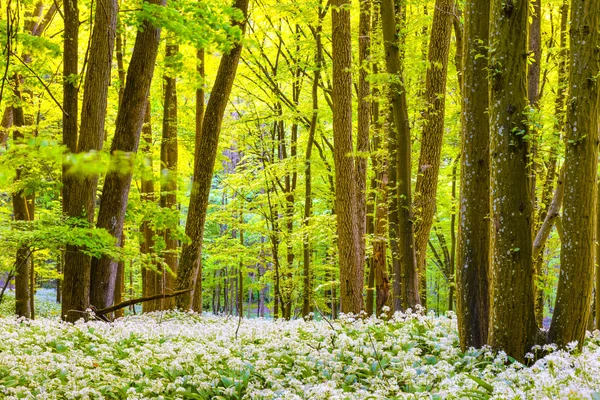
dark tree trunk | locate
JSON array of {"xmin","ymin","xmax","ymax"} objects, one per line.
[
  {"xmin": 548, "ymin": 0, "xmax": 599, "ymax": 349},
  {"xmin": 381, "ymin": 0, "xmax": 419, "ymax": 310},
  {"xmin": 488, "ymin": 0, "xmax": 540, "ymax": 361},
  {"xmin": 160, "ymin": 40, "xmax": 179, "ymax": 310},
  {"xmin": 62, "ymin": 0, "xmax": 118, "ymax": 320},
  {"xmin": 91, "ymin": 0, "xmax": 165, "ymax": 308},
  {"xmin": 456, "ymin": 0, "xmax": 490, "ymax": 350}
]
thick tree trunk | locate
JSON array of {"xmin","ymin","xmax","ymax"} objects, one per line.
[
  {"xmin": 332, "ymin": 0, "xmax": 363, "ymax": 314},
  {"xmin": 61, "ymin": 0, "xmax": 80, "ymax": 320},
  {"xmin": 488, "ymin": 0, "xmax": 539, "ymax": 361},
  {"xmin": 456, "ymin": 0, "xmax": 490, "ymax": 350},
  {"xmin": 413, "ymin": 0, "xmax": 455, "ymax": 306},
  {"xmin": 91, "ymin": 0, "xmax": 164, "ymax": 308},
  {"xmin": 176, "ymin": 0, "xmax": 250, "ymax": 309},
  {"xmin": 548, "ymin": 0, "xmax": 599, "ymax": 348},
  {"xmin": 12, "ymin": 85, "xmax": 34, "ymax": 318},
  {"xmin": 381, "ymin": 0, "xmax": 419, "ymax": 309},
  {"xmin": 160, "ymin": 40, "xmax": 179, "ymax": 310},
  {"xmin": 62, "ymin": 0, "xmax": 118, "ymax": 319}
]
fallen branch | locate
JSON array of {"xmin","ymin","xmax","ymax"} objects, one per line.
[{"xmin": 93, "ymin": 288, "xmax": 192, "ymax": 316}]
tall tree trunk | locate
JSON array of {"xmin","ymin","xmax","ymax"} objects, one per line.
[
  {"xmin": 597, "ymin": 178, "xmax": 600, "ymax": 330},
  {"xmin": 448, "ymin": 156, "xmax": 458, "ymax": 311},
  {"xmin": 381, "ymin": 0, "xmax": 419, "ymax": 309},
  {"xmin": 548, "ymin": 0, "xmax": 599, "ymax": 348},
  {"xmin": 91, "ymin": 0, "xmax": 164, "ymax": 308},
  {"xmin": 302, "ymin": 24, "xmax": 322, "ymax": 318},
  {"xmin": 527, "ymin": 0, "xmax": 542, "ymax": 207},
  {"xmin": 140, "ymin": 102, "xmax": 158, "ymax": 312},
  {"xmin": 488, "ymin": 0, "xmax": 539, "ymax": 361},
  {"xmin": 12, "ymin": 102, "xmax": 33, "ymax": 319},
  {"xmin": 456, "ymin": 0, "xmax": 490, "ymax": 350},
  {"xmin": 356, "ymin": 0, "xmax": 371, "ymax": 286},
  {"xmin": 413, "ymin": 0, "xmax": 455, "ymax": 306},
  {"xmin": 176, "ymin": 0, "xmax": 250, "ymax": 309},
  {"xmin": 160, "ymin": 40, "xmax": 179, "ymax": 310},
  {"xmin": 63, "ymin": 0, "xmax": 118, "ymax": 318},
  {"xmin": 61, "ymin": 0, "xmax": 80, "ymax": 321},
  {"xmin": 191, "ymin": 48, "xmax": 205, "ymax": 311},
  {"xmin": 332, "ymin": 0, "xmax": 363, "ymax": 314},
  {"xmin": 374, "ymin": 173, "xmax": 389, "ymax": 316},
  {"xmin": 533, "ymin": 0, "xmax": 569, "ymax": 328}
]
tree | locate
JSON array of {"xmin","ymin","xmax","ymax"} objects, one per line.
[
  {"xmin": 62, "ymin": 0, "xmax": 118, "ymax": 321},
  {"xmin": 90, "ymin": 0, "xmax": 165, "ymax": 309},
  {"xmin": 176, "ymin": 0, "xmax": 250, "ymax": 310},
  {"xmin": 413, "ymin": 0, "xmax": 455, "ymax": 305},
  {"xmin": 548, "ymin": 0, "xmax": 599, "ymax": 348},
  {"xmin": 455, "ymin": 0, "xmax": 490, "ymax": 350},
  {"xmin": 160, "ymin": 39, "xmax": 179, "ymax": 310},
  {"xmin": 331, "ymin": 0, "xmax": 363, "ymax": 314},
  {"xmin": 380, "ymin": 0, "xmax": 419, "ymax": 310},
  {"xmin": 487, "ymin": 0, "xmax": 540, "ymax": 361}
]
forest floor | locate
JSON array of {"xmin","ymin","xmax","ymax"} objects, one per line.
[{"xmin": 0, "ymin": 299, "xmax": 599, "ymax": 399}]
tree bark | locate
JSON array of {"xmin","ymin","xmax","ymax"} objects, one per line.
[
  {"xmin": 356, "ymin": 0, "xmax": 371, "ymax": 287},
  {"xmin": 381, "ymin": 0, "xmax": 419, "ymax": 310},
  {"xmin": 548, "ymin": 0, "xmax": 599, "ymax": 348},
  {"xmin": 176, "ymin": 0, "xmax": 250, "ymax": 310},
  {"xmin": 62, "ymin": 0, "xmax": 118, "ymax": 320},
  {"xmin": 191, "ymin": 48, "xmax": 205, "ymax": 312},
  {"xmin": 332, "ymin": 0, "xmax": 363, "ymax": 314},
  {"xmin": 413, "ymin": 0, "xmax": 455, "ymax": 306},
  {"xmin": 488, "ymin": 0, "xmax": 539, "ymax": 361},
  {"xmin": 456, "ymin": 0, "xmax": 490, "ymax": 350},
  {"xmin": 160, "ymin": 40, "xmax": 179, "ymax": 310},
  {"xmin": 91, "ymin": 0, "xmax": 164, "ymax": 308}
]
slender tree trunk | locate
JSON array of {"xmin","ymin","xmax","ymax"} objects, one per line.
[
  {"xmin": 356, "ymin": 0, "xmax": 371, "ymax": 285},
  {"xmin": 448, "ymin": 156, "xmax": 458, "ymax": 311},
  {"xmin": 488, "ymin": 0, "xmax": 539, "ymax": 361},
  {"xmin": 527, "ymin": 0, "xmax": 542, "ymax": 205},
  {"xmin": 191, "ymin": 48, "xmax": 205, "ymax": 312},
  {"xmin": 381, "ymin": 0, "xmax": 419, "ymax": 309},
  {"xmin": 456, "ymin": 0, "xmax": 490, "ymax": 350},
  {"xmin": 548, "ymin": 0, "xmax": 599, "ymax": 348},
  {"xmin": 533, "ymin": 0, "xmax": 569, "ymax": 328},
  {"xmin": 114, "ymin": 234, "xmax": 125, "ymax": 319},
  {"xmin": 91, "ymin": 0, "xmax": 165, "ymax": 308},
  {"xmin": 160, "ymin": 40, "xmax": 179, "ymax": 310},
  {"xmin": 374, "ymin": 173, "xmax": 389, "ymax": 316},
  {"xmin": 140, "ymin": 102, "xmax": 158, "ymax": 312},
  {"xmin": 176, "ymin": 0, "xmax": 250, "ymax": 309},
  {"xmin": 413, "ymin": 0, "xmax": 455, "ymax": 306}
]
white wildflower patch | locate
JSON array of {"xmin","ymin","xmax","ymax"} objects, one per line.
[{"xmin": 0, "ymin": 311, "xmax": 599, "ymax": 399}]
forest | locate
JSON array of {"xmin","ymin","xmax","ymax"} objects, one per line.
[{"xmin": 0, "ymin": 0, "xmax": 599, "ymax": 398}]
